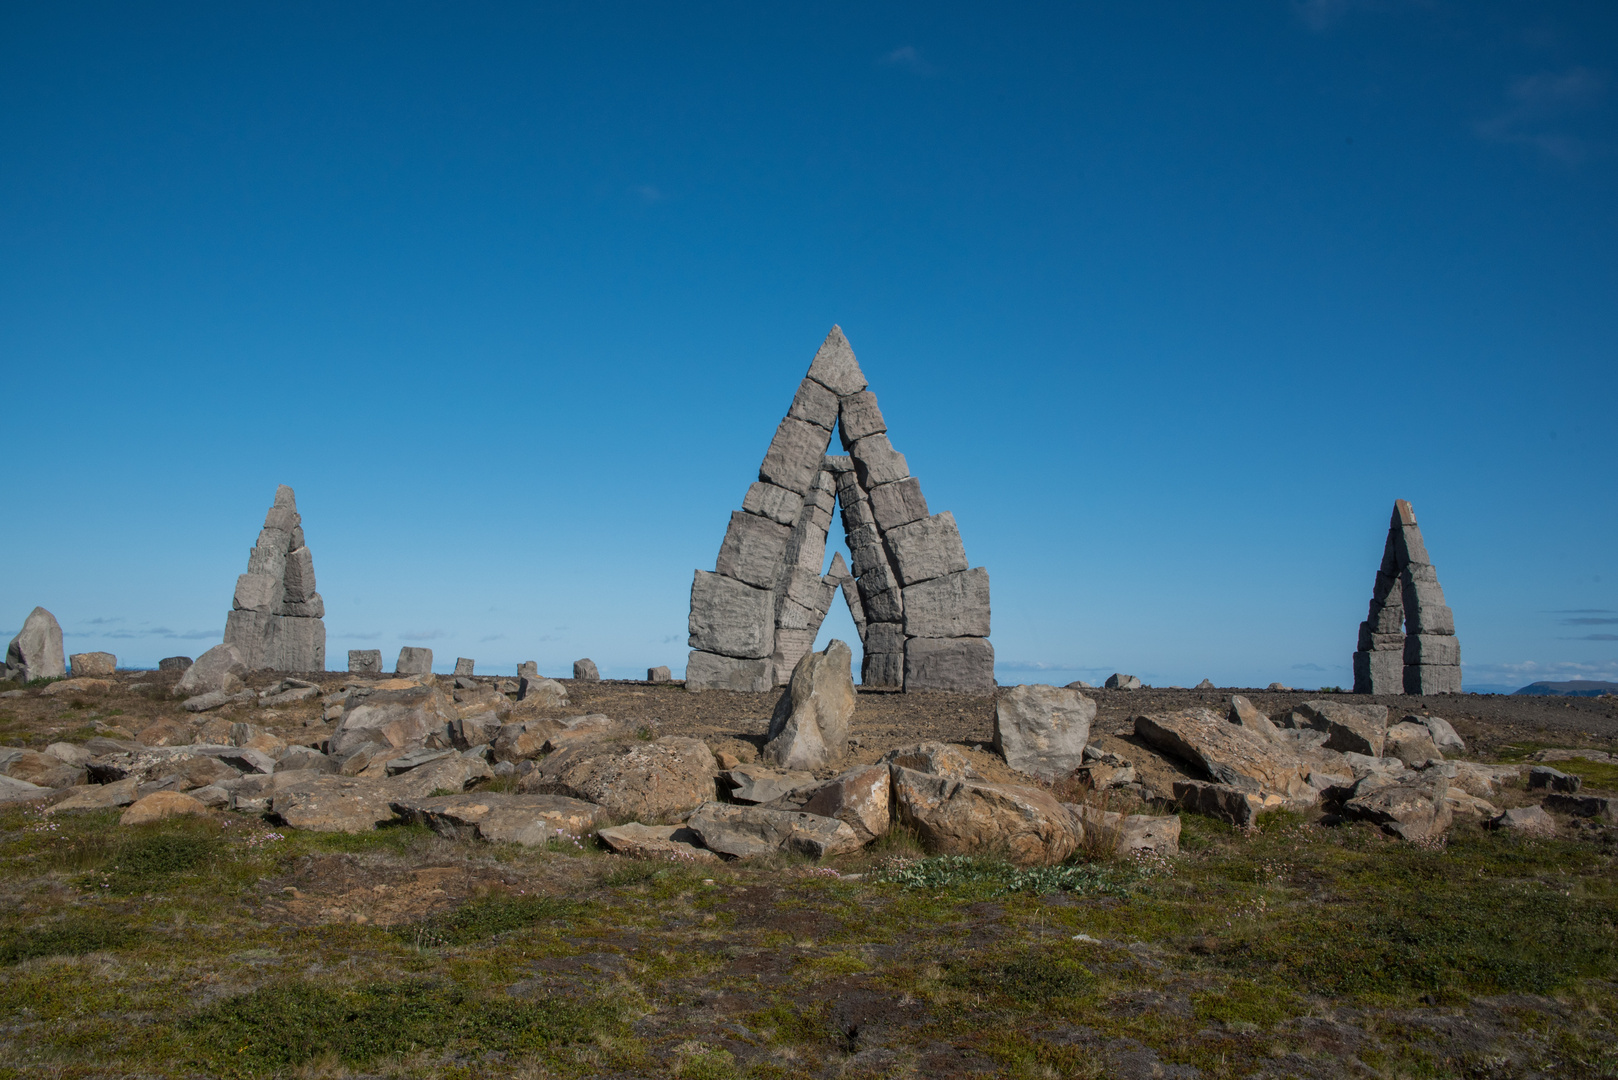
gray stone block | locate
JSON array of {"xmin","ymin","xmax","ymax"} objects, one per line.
[
  {"xmin": 839, "ymin": 491, "xmax": 875, "ymax": 531},
  {"xmin": 159, "ymin": 656, "xmax": 193, "ymax": 672},
  {"xmin": 256, "ymin": 526, "xmax": 293, "ymax": 556},
  {"xmin": 861, "ymin": 651, "xmax": 904, "ymax": 689},
  {"xmin": 233, "ymin": 572, "xmax": 283, "ymax": 614},
  {"xmin": 279, "ymin": 593, "xmax": 324, "ymax": 618},
  {"xmin": 1406, "ymin": 602, "xmax": 1455, "ymax": 636},
  {"xmin": 685, "ymin": 651, "xmax": 775, "ymax": 692},
  {"xmin": 782, "ymin": 515, "xmax": 827, "ymax": 580},
  {"xmin": 1357, "ymin": 622, "xmax": 1403, "ymax": 652},
  {"xmin": 573, "ymin": 658, "xmax": 599, "ymax": 681},
  {"xmin": 349, "ymin": 650, "xmax": 382, "ymax": 674},
  {"xmin": 782, "ymin": 567, "xmax": 834, "ymax": 615},
  {"xmin": 69, "ymin": 651, "xmax": 116, "ymax": 676},
  {"xmin": 397, "ymin": 646, "xmax": 433, "ymax": 675},
  {"xmin": 1404, "ymin": 664, "xmax": 1461, "ymax": 695},
  {"xmin": 849, "ymin": 434, "xmax": 909, "ymax": 489},
  {"xmin": 775, "ymin": 598, "xmax": 820, "ymax": 632},
  {"xmin": 864, "ymin": 622, "xmax": 906, "ymax": 656},
  {"xmin": 454, "ymin": 657, "xmax": 475, "ymax": 677},
  {"xmin": 247, "ymin": 544, "xmax": 287, "ymax": 579},
  {"xmin": 648, "ymin": 665, "xmax": 672, "ymax": 683},
  {"xmin": 1371, "ymin": 598, "xmax": 1405, "ymax": 634},
  {"xmin": 847, "ymin": 529, "xmax": 888, "ymax": 579},
  {"xmin": 264, "ymin": 506, "xmax": 298, "ymax": 534},
  {"xmin": 759, "ymin": 417, "xmax": 833, "ymax": 495},
  {"xmin": 283, "ymin": 546, "xmax": 317, "ymax": 602},
  {"xmin": 824, "ymin": 551, "xmax": 852, "ymax": 583},
  {"xmin": 1394, "ymin": 524, "xmax": 1430, "ymax": 567},
  {"xmin": 903, "ymin": 637, "xmax": 995, "ymax": 693},
  {"xmin": 770, "ymin": 629, "xmax": 818, "ymax": 685},
  {"xmin": 885, "ymin": 512, "xmax": 969, "ymax": 587},
  {"xmin": 1352, "ymin": 650, "xmax": 1404, "ymax": 695},
  {"xmin": 804, "ymin": 325, "xmax": 868, "ymax": 397},
  {"xmin": 518, "ymin": 661, "xmax": 538, "ymax": 679},
  {"xmin": 227, "ymin": 611, "xmax": 324, "ymax": 671},
  {"xmin": 715, "ymin": 511, "xmax": 793, "ymax": 589},
  {"xmin": 837, "ymin": 390, "xmax": 887, "ymax": 444},
  {"xmin": 688, "ymin": 570, "xmax": 775, "ymax": 659},
  {"xmin": 1401, "ymin": 577, "xmax": 1448, "ymax": 611},
  {"xmin": 787, "ymin": 377, "xmax": 839, "ymax": 430},
  {"xmin": 741, "ymin": 482, "xmax": 804, "ymax": 526},
  {"xmin": 823, "ymin": 454, "xmax": 854, "ymax": 474},
  {"xmin": 867, "ymin": 477, "xmax": 929, "ymax": 532},
  {"xmin": 860, "ymin": 584, "xmax": 903, "ymax": 623},
  {"xmin": 1403, "ymin": 633, "xmax": 1459, "ymax": 667},
  {"xmin": 902, "ymin": 567, "xmax": 991, "ymax": 638}
]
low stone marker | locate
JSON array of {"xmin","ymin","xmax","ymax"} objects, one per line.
[
  {"xmin": 762, "ymin": 640, "xmax": 855, "ymax": 771},
  {"xmin": 70, "ymin": 652, "xmax": 117, "ymax": 677},
  {"xmin": 348, "ymin": 650, "xmax": 382, "ymax": 673},
  {"xmin": 158, "ymin": 656, "xmax": 193, "ymax": 672},
  {"xmin": 647, "ymin": 665, "xmax": 672, "ymax": 683},
  {"xmin": 573, "ymin": 658, "xmax": 600, "ymax": 681},
  {"xmin": 454, "ymin": 657, "xmax": 475, "ymax": 677},
  {"xmin": 1104, "ymin": 673, "xmax": 1141, "ymax": 690},
  {"xmin": 396, "ymin": 647, "xmax": 433, "ymax": 675},
  {"xmin": 518, "ymin": 661, "xmax": 538, "ymax": 679}
]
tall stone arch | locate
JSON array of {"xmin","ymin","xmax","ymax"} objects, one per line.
[
  {"xmin": 686, "ymin": 327, "xmax": 993, "ymax": 692},
  {"xmin": 1351, "ymin": 499, "xmax": 1461, "ymax": 695}
]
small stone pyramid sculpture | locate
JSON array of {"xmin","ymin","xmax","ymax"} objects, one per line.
[
  {"xmin": 1351, "ymin": 499, "xmax": 1460, "ymax": 695},
  {"xmin": 687, "ymin": 327, "xmax": 993, "ymax": 692},
  {"xmin": 223, "ymin": 484, "xmax": 326, "ymax": 671}
]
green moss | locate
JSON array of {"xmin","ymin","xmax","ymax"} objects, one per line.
[
  {"xmin": 0, "ymin": 916, "xmax": 140, "ymax": 965},
  {"xmin": 1190, "ymin": 978, "xmax": 1300, "ymax": 1027},
  {"xmin": 397, "ymin": 892, "xmax": 579, "ymax": 948}
]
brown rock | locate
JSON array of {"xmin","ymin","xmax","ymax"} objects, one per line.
[
  {"xmin": 135, "ymin": 718, "xmax": 196, "ymax": 747},
  {"xmin": 272, "ymin": 776, "xmax": 397, "ymax": 833},
  {"xmin": 1287, "ymin": 701, "xmax": 1389, "ymax": 757},
  {"xmin": 1227, "ymin": 695, "xmax": 1278, "ymax": 740},
  {"xmin": 1343, "ymin": 773, "xmax": 1452, "ymax": 841},
  {"xmin": 521, "ymin": 737, "xmax": 718, "ymax": 822},
  {"xmin": 1135, "ymin": 709, "xmax": 1318, "ymax": 806},
  {"xmin": 391, "ymin": 792, "xmax": 607, "ymax": 846},
  {"xmin": 2, "ymin": 749, "xmax": 85, "ymax": 788},
  {"xmin": 1487, "ymin": 805, "xmax": 1556, "ymax": 836},
  {"xmin": 686, "ymin": 802, "xmax": 862, "ymax": 859},
  {"xmin": 328, "ymin": 685, "xmax": 458, "ymax": 759},
  {"xmin": 715, "ymin": 751, "xmax": 741, "ymax": 771},
  {"xmin": 120, "ymin": 790, "xmax": 209, "ymax": 825},
  {"xmin": 40, "ymin": 677, "xmax": 115, "ymax": 697},
  {"xmin": 491, "ymin": 719, "xmax": 565, "ymax": 763},
  {"xmin": 890, "ymin": 766, "xmax": 1082, "ymax": 866},
  {"xmin": 762, "ymin": 640, "xmax": 856, "ymax": 771},
  {"xmin": 880, "ymin": 742, "xmax": 977, "ymax": 780},
  {"xmin": 794, "ymin": 763, "xmax": 892, "ymax": 844},
  {"xmin": 46, "ymin": 776, "xmax": 140, "ymax": 813},
  {"xmin": 1384, "ymin": 721, "xmax": 1442, "ymax": 766},
  {"xmin": 1069, "ymin": 804, "xmax": 1181, "ymax": 855},
  {"xmin": 598, "ymin": 822, "xmax": 720, "ymax": 862},
  {"xmin": 1171, "ymin": 779, "xmax": 1282, "ymax": 827}
]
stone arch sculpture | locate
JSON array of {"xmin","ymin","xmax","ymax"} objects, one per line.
[
  {"xmin": 687, "ymin": 327, "xmax": 993, "ymax": 693},
  {"xmin": 1351, "ymin": 499, "xmax": 1460, "ymax": 695},
  {"xmin": 223, "ymin": 484, "xmax": 326, "ymax": 671}
]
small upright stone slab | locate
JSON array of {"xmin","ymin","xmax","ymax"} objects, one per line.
[
  {"xmin": 349, "ymin": 649, "xmax": 382, "ymax": 674},
  {"xmin": 4, "ymin": 607, "xmax": 65, "ymax": 684},
  {"xmin": 573, "ymin": 659, "xmax": 600, "ymax": 681},
  {"xmin": 647, "ymin": 665, "xmax": 672, "ymax": 684},
  {"xmin": 518, "ymin": 661, "xmax": 538, "ymax": 679},
  {"xmin": 454, "ymin": 657, "xmax": 475, "ymax": 677},
  {"xmin": 69, "ymin": 652, "xmax": 117, "ymax": 677},
  {"xmin": 159, "ymin": 656, "xmax": 193, "ymax": 672},
  {"xmin": 396, "ymin": 647, "xmax": 433, "ymax": 675}
]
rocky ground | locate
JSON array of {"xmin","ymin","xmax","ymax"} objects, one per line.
[{"xmin": 0, "ymin": 672, "xmax": 1614, "ymax": 1078}]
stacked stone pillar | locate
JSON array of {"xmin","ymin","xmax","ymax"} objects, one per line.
[
  {"xmin": 687, "ymin": 326, "xmax": 993, "ymax": 692},
  {"xmin": 223, "ymin": 484, "xmax": 326, "ymax": 671},
  {"xmin": 1351, "ymin": 499, "xmax": 1460, "ymax": 695}
]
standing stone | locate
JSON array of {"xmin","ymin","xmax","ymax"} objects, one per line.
[
  {"xmin": 222, "ymin": 485, "xmax": 326, "ymax": 671},
  {"xmin": 993, "ymin": 684, "xmax": 1096, "ymax": 782},
  {"xmin": 518, "ymin": 661, "xmax": 538, "ymax": 679},
  {"xmin": 573, "ymin": 658, "xmax": 600, "ymax": 681},
  {"xmin": 1353, "ymin": 500, "xmax": 1461, "ymax": 695},
  {"xmin": 453, "ymin": 657, "xmax": 475, "ymax": 677},
  {"xmin": 904, "ymin": 637, "xmax": 996, "ymax": 693},
  {"xmin": 69, "ymin": 652, "xmax": 117, "ymax": 677},
  {"xmin": 5, "ymin": 607, "xmax": 65, "ymax": 683},
  {"xmin": 685, "ymin": 652, "xmax": 775, "ymax": 692},
  {"xmin": 349, "ymin": 649, "xmax": 382, "ymax": 674},
  {"xmin": 396, "ymin": 647, "xmax": 433, "ymax": 675},
  {"xmin": 159, "ymin": 656, "xmax": 193, "ymax": 672},
  {"xmin": 688, "ymin": 571, "xmax": 774, "ymax": 660},
  {"xmin": 762, "ymin": 640, "xmax": 857, "ymax": 771},
  {"xmin": 647, "ymin": 665, "xmax": 672, "ymax": 683}
]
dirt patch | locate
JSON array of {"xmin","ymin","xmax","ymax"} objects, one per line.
[{"xmin": 259, "ymin": 853, "xmax": 520, "ymax": 926}]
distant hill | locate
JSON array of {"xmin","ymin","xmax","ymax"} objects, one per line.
[{"xmin": 1514, "ymin": 680, "xmax": 1618, "ymax": 697}]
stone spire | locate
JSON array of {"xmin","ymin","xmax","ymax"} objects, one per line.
[
  {"xmin": 687, "ymin": 327, "xmax": 993, "ymax": 692},
  {"xmin": 1351, "ymin": 499, "xmax": 1460, "ymax": 695},
  {"xmin": 223, "ymin": 484, "xmax": 326, "ymax": 671}
]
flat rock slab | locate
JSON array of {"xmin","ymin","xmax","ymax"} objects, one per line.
[
  {"xmin": 1069, "ymin": 803, "xmax": 1181, "ymax": 856},
  {"xmin": 598, "ymin": 822, "xmax": 720, "ymax": 863},
  {"xmin": 686, "ymin": 802, "xmax": 861, "ymax": 860},
  {"xmin": 46, "ymin": 776, "xmax": 140, "ymax": 813},
  {"xmin": 725, "ymin": 764, "xmax": 815, "ymax": 805},
  {"xmin": 1171, "ymin": 779, "xmax": 1286, "ymax": 828},
  {"xmin": 1343, "ymin": 773, "xmax": 1452, "ymax": 841},
  {"xmin": 392, "ymin": 792, "xmax": 607, "ymax": 846},
  {"xmin": 273, "ymin": 777, "xmax": 399, "ymax": 832},
  {"xmin": 0, "ymin": 774, "xmax": 50, "ymax": 803},
  {"xmin": 1287, "ymin": 700, "xmax": 1390, "ymax": 758},
  {"xmin": 522, "ymin": 737, "xmax": 718, "ymax": 822},
  {"xmin": 1135, "ymin": 709, "xmax": 1320, "ymax": 806},
  {"xmin": 790, "ymin": 763, "xmax": 892, "ymax": 845},
  {"xmin": 121, "ymin": 790, "xmax": 209, "ymax": 825},
  {"xmin": 1488, "ymin": 805, "xmax": 1556, "ymax": 836},
  {"xmin": 890, "ymin": 767, "xmax": 1081, "ymax": 867}
]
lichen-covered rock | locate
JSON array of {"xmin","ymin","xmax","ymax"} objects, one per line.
[
  {"xmin": 328, "ymin": 685, "xmax": 458, "ymax": 759},
  {"xmin": 686, "ymin": 802, "xmax": 861, "ymax": 860},
  {"xmin": 1384, "ymin": 721, "xmax": 1443, "ymax": 766},
  {"xmin": 890, "ymin": 766, "xmax": 1081, "ymax": 866},
  {"xmin": 1286, "ymin": 701, "xmax": 1390, "ymax": 758},
  {"xmin": 1487, "ymin": 805, "xmax": 1556, "ymax": 836},
  {"xmin": 597, "ymin": 822, "xmax": 719, "ymax": 862},
  {"xmin": 120, "ymin": 790, "xmax": 208, "ymax": 825},
  {"xmin": 879, "ymin": 742, "xmax": 978, "ymax": 781},
  {"xmin": 4, "ymin": 607, "xmax": 65, "ymax": 683},
  {"xmin": 992, "ymin": 683, "xmax": 1095, "ymax": 782},
  {"xmin": 520, "ymin": 737, "xmax": 718, "ymax": 822},
  {"xmin": 1135, "ymin": 709, "xmax": 1319, "ymax": 807},
  {"xmin": 1069, "ymin": 804, "xmax": 1181, "ymax": 856},
  {"xmin": 391, "ymin": 792, "xmax": 606, "ymax": 846},
  {"xmin": 1343, "ymin": 773, "xmax": 1451, "ymax": 841},
  {"xmin": 173, "ymin": 643, "xmax": 247, "ymax": 699},
  {"xmin": 762, "ymin": 640, "xmax": 855, "ymax": 771}
]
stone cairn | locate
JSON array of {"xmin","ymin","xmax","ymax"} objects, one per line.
[
  {"xmin": 222, "ymin": 485, "xmax": 326, "ymax": 671},
  {"xmin": 1352, "ymin": 499, "xmax": 1461, "ymax": 695},
  {"xmin": 687, "ymin": 326, "xmax": 993, "ymax": 692}
]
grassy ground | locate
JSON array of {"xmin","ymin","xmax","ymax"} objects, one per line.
[{"xmin": 1, "ymin": 799, "xmax": 1614, "ymax": 1079}]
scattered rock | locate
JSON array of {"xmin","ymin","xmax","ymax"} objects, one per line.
[
  {"xmin": 0, "ymin": 748, "xmax": 83, "ymax": 789},
  {"xmin": 880, "ymin": 742, "xmax": 977, "ymax": 780},
  {"xmin": 1343, "ymin": 773, "xmax": 1452, "ymax": 841},
  {"xmin": 1194, "ymin": 678, "xmax": 1215, "ymax": 690},
  {"xmin": 395, "ymin": 646, "xmax": 433, "ymax": 675},
  {"xmin": 4, "ymin": 607, "xmax": 66, "ymax": 683},
  {"xmin": 120, "ymin": 790, "xmax": 208, "ymax": 825},
  {"xmin": 1171, "ymin": 779, "xmax": 1280, "ymax": 827},
  {"xmin": 1283, "ymin": 701, "xmax": 1390, "ymax": 757},
  {"xmin": 173, "ymin": 643, "xmax": 248, "ymax": 699},
  {"xmin": 714, "ymin": 750, "xmax": 741, "ymax": 770},
  {"xmin": 647, "ymin": 666, "xmax": 672, "ymax": 684},
  {"xmin": 1384, "ymin": 721, "xmax": 1443, "ymax": 766},
  {"xmin": 1487, "ymin": 805, "xmax": 1556, "ymax": 836},
  {"xmin": 135, "ymin": 718, "xmax": 196, "ymax": 747},
  {"xmin": 158, "ymin": 656, "xmax": 193, "ymax": 672},
  {"xmin": 1412, "ymin": 715, "xmax": 1465, "ymax": 755},
  {"xmin": 69, "ymin": 652, "xmax": 116, "ymax": 677},
  {"xmin": 44, "ymin": 742, "xmax": 95, "ymax": 767},
  {"xmin": 1227, "ymin": 695, "xmax": 1278, "ymax": 740},
  {"xmin": 1543, "ymin": 793, "xmax": 1618, "ymax": 824},
  {"xmin": 489, "ymin": 719, "xmax": 564, "ymax": 763},
  {"xmin": 383, "ymin": 748, "xmax": 458, "ymax": 775},
  {"xmin": 1267, "ymin": 682, "xmax": 1291, "ymax": 691},
  {"xmin": 1528, "ymin": 766, "xmax": 1581, "ymax": 793},
  {"xmin": 1064, "ymin": 680, "xmax": 1095, "ymax": 689},
  {"xmin": 992, "ymin": 683, "xmax": 1095, "ymax": 782},
  {"xmin": 278, "ymin": 745, "xmax": 339, "ymax": 774},
  {"xmin": 1135, "ymin": 709, "xmax": 1319, "ymax": 806},
  {"xmin": 1104, "ymin": 674, "xmax": 1142, "ymax": 690},
  {"xmin": 46, "ymin": 776, "xmax": 141, "ymax": 813},
  {"xmin": 521, "ymin": 737, "xmax": 718, "ymax": 822},
  {"xmin": 328, "ymin": 685, "xmax": 458, "ymax": 760},
  {"xmin": 573, "ymin": 659, "xmax": 600, "ymax": 681},
  {"xmin": 597, "ymin": 822, "xmax": 719, "ymax": 862},
  {"xmin": 891, "ymin": 766, "xmax": 1082, "ymax": 866},
  {"xmin": 686, "ymin": 802, "xmax": 861, "ymax": 860},
  {"xmin": 392, "ymin": 792, "xmax": 607, "ymax": 846},
  {"xmin": 1069, "ymin": 804, "xmax": 1181, "ymax": 855},
  {"xmin": 762, "ymin": 640, "xmax": 855, "ymax": 771},
  {"xmin": 348, "ymin": 649, "xmax": 382, "ymax": 673},
  {"xmin": 1447, "ymin": 761, "xmax": 1519, "ymax": 798},
  {"xmin": 516, "ymin": 675, "xmax": 570, "ymax": 710},
  {"xmin": 272, "ymin": 776, "xmax": 397, "ymax": 832},
  {"xmin": 41, "ymin": 677, "xmax": 115, "ymax": 697},
  {"xmin": 0, "ymin": 774, "xmax": 50, "ymax": 802},
  {"xmin": 786, "ymin": 763, "xmax": 892, "ymax": 844},
  {"xmin": 725, "ymin": 764, "xmax": 815, "ymax": 805},
  {"xmin": 452, "ymin": 711, "xmax": 504, "ymax": 750}
]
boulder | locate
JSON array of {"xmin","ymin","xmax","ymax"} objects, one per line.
[
  {"xmin": 573, "ymin": 658, "xmax": 600, "ymax": 682},
  {"xmin": 1343, "ymin": 773, "xmax": 1452, "ymax": 841},
  {"xmin": 1528, "ymin": 766, "xmax": 1581, "ymax": 793},
  {"xmin": 597, "ymin": 822, "xmax": 719, "ymax": 862},
  {"xmin": 1171, "ymin": 779, "xmax": 1281, "ymax": 828},
  {"xmin": 41, "ymin": 677, "xmax": 114, "ymax": 697},
  {"xmin": 1194, "ymin": 679, "xmax": 1215, "ymax": 690},
  {"xmin": 4, "ymin": 607, "xmax": 66, "ymax": 683},
  {"xmin": 174, "ymin": 643, "xmax": 247, "ymax": 698},
  {"xmin": 271, "ymin": 776, "xmax": 397, "ymax": 832},
  {"xmin": 1069, "ymin": 804, "xmax": 1181, "ymax": 856},
  {"xmin": 902, "ymin": 637, "xmax": 996, "ymax": 693},
  {"xmin": 890, "ymin": 766, "xmax": 1082, "ymax": 866},
  {"xmin": 762, "ymin": 640, "xmax": 855, "ymax": 771},
  {"xmin": 120, "ymin": 791, "xmax": 209, "ymax": 826},
  {"xmin": 725, "ymin": 764, "xmax": 815, "ymax": 805},
  {"xmin": 1104, "ymin": 673, "xmax": 1142, "ymax": 690},
  {"xmin": 490, "ymin": 719, "xmax": 565, "ymax": 763},
  {"xmin": 1384, "ymin": 721, "xmax": 1443, "ymax": 766},
  {"xmin": 382, "ymin": 753, "xmax": 492, "ymax": 801},
  {"xmin": 278, "ymin": 745, "xmax": 339, "ymax": 774},
  {"xmin": 392, "ymin": 792, "xmax": 607, "ymax": 846},
  {"xmin": 383, "ymin": 748, "xmax": 457, "ymax": 775},
  {"xmin": 787, "ymin": 764, "xmax": 893, "ymax": 845},
  {"xmin": 686, "ymin": 802, "xmax": 862, "ymax": 860},
  {"xmin": 1542, "ymin": 794, "xmax": 1618, "ymax": 825},
  {"xmin": 348, "ymin": 649, "xmax": 382, "ymax": 674},
  {"xmin": 1412, "ymin": 715, "xmax": 1465, "ymax": 755},
  {"xmin": 135, "ymin": 718, "xmax": 196, "ymax": 747},
  {"xmin": 69, "ymin": 652, "xmax": 116, "ymax": 677},
  {"xmin": 46, "ymin": 776, "xmax": 141, "ymax": 813},
  {"xmin": 0, "ymin": 774, "xmax": 50, "ymax": 802},
  {"xmin": 396, "ymin": 646, "xmax": 433, "ymax": 675},
  {"xmin": 880, "ymin": 742, "xmax": 978, "ymax": 780},
  {"xmin": 1135, "ymin": 709, "xmax": 1319, "ymax": 806},
  {"xmin": 992, "ymin": 683, "xmax": 1095, "ymax": 782},
  {"xmin": 1, "ymin": 748, "xmax": 86, "ymax": 788},
  {"xmin": 158, "ymin": 656, "xmax": 193, "ymax": 672},
  {"xmin": 521, "ymin": 737, "xmax": 718, "ymax": 822},
  {"xmin": 1065, "ymin": 680, "xmax": 1095, "ymax": 689},
  {"xmin": 44, "ymin": 742, "xmax": 95, "ymax": 767},
  {"xmin": 1487, "ymin": 805, "xmax": 1556, "ymax": 837},
  {"xmin": 1448, "ymin": 761, "xmax": 1519, "ymax": 799},
  {"xmin": 452, "ymin": 711, "xmax": 504, "ymax": 750},
  {"xmin": 514, "ymin": 675, "xmax": 569, "ymax": 711},
  {"xmin": 684, "ymin": 651, "xmax": 775, "ymax": 692},
  {"xmin": 1227, "ymin": 696, "xmax": 1278, "ymax": 740},
  {"xmin": 647, "ymin": 665, "xmax": 672, "ymax": 684},
  {"xmin": 1285, "ymin": 701, "xmax": 1389, "ymax": 757},
  {"xmin": 541, "ymin": 714, "xmax": 625, "ymax": 753},
  {"xmin": 328, "ymin": 685, "xmax": 458, "ymax": 759},
  {"xmin": 453, "ymin": 657, "xmax": 475, "ymax": 677}
]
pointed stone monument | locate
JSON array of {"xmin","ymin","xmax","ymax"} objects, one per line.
[
  {"xmin": 223, "ymin": 484, "xmax": 326, "ymax": 671},
  {"xmin": 1351, "ymin": 499, "xmax": 1461, "ymax": 695},
  {"xmin": 687, "ymin": 327, "xmax": 993, "ymax": 692}
]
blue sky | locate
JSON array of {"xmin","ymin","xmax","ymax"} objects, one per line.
[{"xmin": 3, "ymin": 1, "xmax": 1614, "ymax": 690}]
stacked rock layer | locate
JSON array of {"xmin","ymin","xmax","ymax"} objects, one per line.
[
  {"xmin": 688, "ymin": 327, "xmax": 993, "ymax": 692},
  {"xmin": 223, "ymin": 485, "xmax": 326, "ymax": 671},
  {"xmin": 1352, "ymin": 499, "xmax": 1461, "ymax": 695}
]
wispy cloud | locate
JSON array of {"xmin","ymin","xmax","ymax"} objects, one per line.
[
  {"xmin": 1571, "ymin": 634, "xmax": 1618, "ymax": 642},
  {"xmin": 1563, "ymin": 616, "xmax": 1618, "ymax": 625},
  {"xmin": 479, "ymin": 634, "xmax": 506, "ymax": 643},
  {"xmin": 339, "ymin": 631, "xmax": 383, "ymax": 641},
  {"xmin": 880, "ymin": 45, "xmax": 933, "ymax": 75},
  {"xmin": 1475, "ymin": 67, "xmax": 1605, "ymax": 164},
  {"xmin": 632, "ymin": 184, "xmax": 664, "ymax": 204},
  {"xmin": 399, "ymin": 629, "xmax": 444, "ymax": 642},
  {"xmin": 1292, "ymin": 662, "xmax": 1329, "ymax": 672},
  {"xmin": 1464, "ymin": 657, "xmax": 1618, "ymax": 686}
]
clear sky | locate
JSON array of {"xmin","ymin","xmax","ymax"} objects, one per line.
[{"xmin": 3, "ymin": 2, "xmax": 1614, "ymax": 691}]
